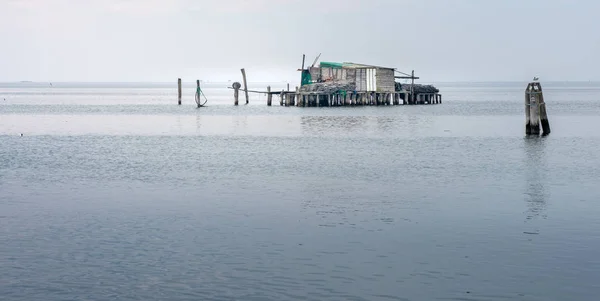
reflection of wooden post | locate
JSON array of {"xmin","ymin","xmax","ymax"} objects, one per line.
[
  {"xmin": 177, "ymin": 78, "xmax": 182, "ymax": 105},
  {"xmin": 241, "ymin": 68, "xmax": 249, "ymax": 104},
  {"xmin": 267, "ymin": 86, "xmax": 272, "ymax": 106}
]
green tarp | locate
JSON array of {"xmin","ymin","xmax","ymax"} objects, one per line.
[
  {"xmin": 301, "ymin": 70, "xmax": 312, "ymax": 86},
  {"xmin": 319, "ymin": 62, "xmax": 344, "ymax": 69}
]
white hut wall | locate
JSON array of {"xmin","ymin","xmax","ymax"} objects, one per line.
[{"xmin": 355, "ymin": 69, "xmax": 368, "ymax": 91}]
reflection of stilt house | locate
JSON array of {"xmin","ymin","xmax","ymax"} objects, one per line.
[{"xmin": 292, "ymin": 61, "xmax": 441, "ymax": 106}]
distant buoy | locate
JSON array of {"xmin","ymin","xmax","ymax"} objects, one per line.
[{"xmin": 20, "ymin": 133, "xmax": 23, "ymax": 137}]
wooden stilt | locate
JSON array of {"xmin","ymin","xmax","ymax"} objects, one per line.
[
  {"xmin": 267, "ymin": 86, "xmax": 272, "ymax": 106},
  {"xmin": 177, "ymin": 78, "xmax": 182, "ymax": 105}
]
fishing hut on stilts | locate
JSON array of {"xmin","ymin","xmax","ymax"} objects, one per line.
[
  {"xmin": 226, "ymin": 54, "xmax": 442, "ymax": 107},
  {"xmin": 289, "ymin": 54, "xmax": 441, "ymax": 107}
]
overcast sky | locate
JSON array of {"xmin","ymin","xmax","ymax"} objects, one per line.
[{"xmin": 1, "ymin": 0, "xmax": 598, "ymax": 82}]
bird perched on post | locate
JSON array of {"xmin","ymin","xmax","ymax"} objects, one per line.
[{"xmin": 533, "ymin": 77, "xmax": 539, "ymax": 82}]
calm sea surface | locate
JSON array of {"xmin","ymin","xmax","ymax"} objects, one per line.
[{"xmin": 1, "ymin": 81, "xmax": 599, "ymax": 301}]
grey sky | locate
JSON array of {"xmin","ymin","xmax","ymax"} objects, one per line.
[{"xmin": 1, "ymin": 0, "xmax": 598, "ymax": 82}]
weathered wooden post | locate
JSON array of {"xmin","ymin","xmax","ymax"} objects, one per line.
[
  {"xmin": 525, "ymin": 89, "xmax": 531, "ymax": 134},
  {"xmin": 539, "ymin": 90, "xmax": 551, "ymax": 135},
  {"xmin": 280, "ymin": 90, "xmax": 284, "ymax": 106},
  {"xmin": 240, "ymin": 68, "xmax": 249, "ymax": 104},
  {"xmin": 177, "ymin": 78, "xmax": 182, "ymax": 105},
  {"xmin": 287, "ymin": 83, "xmax": 290, "ymax": 91},
  {"xmin": 267, "ymin": 86, "xmax": 272, "ymax": 106},
  {"xmin": 195, "ymin": 80, "xmax": 201, "ymax": 108},
  {"xmin": 525, "ymin": 81, "xmax": 551, "ymax": 136},
  {"xmin": 232, "ymin": 82, "xmax": 241, "ymax": 105}
]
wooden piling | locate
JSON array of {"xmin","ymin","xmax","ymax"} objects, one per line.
[
  {"xmin": 196, "ymin": 80, "xmax": 200, "ymax": 108},
  {"xmin": 241, "ymin": 68, "xmax": 249, "ymax": 105},
  {"xmin": 538, "ymin": 86, "xmax": 551, "ymax": 136},
  {"xmin": 177, "ymin": 78, "xmax": 182, "ymax": 105},
  {"xmin": 530, "ymin": 93, "xmax": 540, "ymax": 135},
  {"xmin": 525, "ymin": 82, "xmax": 550, "ymax": 136},
  {"xmin": 280, "ymin": 90, "xmax": 284, "ymax": 106},
  {"xmin": 525, "ymin": 89, "xmax": 532, "ymax": 135},
  {"xmin": 267, "ymin": 86, "xmax": 272, "ymax": 106}
]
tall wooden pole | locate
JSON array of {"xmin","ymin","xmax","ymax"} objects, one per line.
[
  {"xmin": 267, "ymin": 86, "xmax": 272, "ymax": 106},
  {"xmin": 177, "ymin": 78, "xmax": 182, "ymax": 105},
  {"xmin": 196, "ymin": 80, "xmax": 201, "ymax": 108},
  {"xmin": 241, "ymin": 68, "xmax": 249, "ymax": 105},
  {"xmin": 525, "ymin": 84, "xmax": 532, "ymax": 135}
]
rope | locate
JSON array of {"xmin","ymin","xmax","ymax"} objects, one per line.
[{"xmin": 195, "ymin": 86, "xmax": 208, "ymax": 107}]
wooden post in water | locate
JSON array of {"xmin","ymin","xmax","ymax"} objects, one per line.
[
  {"xmin": 525, "ymin": 81, "xmax": 551, "ymax": 136},
  {"xmin": 232, "ymin": 82, "xmax": 241, "ymax": 105},
  {"xmin": 539, "ymin": 93, "xmax": 551, "ymax": 135},
  {"xmin": 196, "ymin": 80, "xmax": 201, "ymax": 108},
  {"xmin": 530, "ymin": 93, "xmax": 540, "ymax": 135},
  {"xmin": 280, "ymin": 90, "xmax": 284, "ymax": 106},
  {"xmin": 267, "ymin": 86, "xmax": 272, "ymax": 106},
  {"xmin": 411, "ymin": 70, "xmax": 415, "ymax": 105},
  {"xmin": 241, "ymin": 68, "xmax": 249, "ymax": 105},
  {"xmin": 177, "ymin": 78, "xmax": 182, "ymax": 105},
  {"xmin": 524, "ymin": 89, "xmax": 531, "ymax": 135}
]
